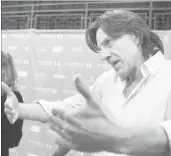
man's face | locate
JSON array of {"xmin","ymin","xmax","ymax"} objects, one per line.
[{"xmin": 96, "ymin": 29, "xmax": 144, "ymax": 80}]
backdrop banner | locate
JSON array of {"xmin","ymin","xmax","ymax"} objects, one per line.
[{"xmin": 2, "ymin": 29, "xmax": 171, "ymax": 156}]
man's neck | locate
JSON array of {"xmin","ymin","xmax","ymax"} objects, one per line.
[
  {"xmin": 123, "ymin": 68, "xmax": 144, "ymax": 98},
  {"xmin": 126, "ymin": 68, "xmax": 143, "ymax": 86}
]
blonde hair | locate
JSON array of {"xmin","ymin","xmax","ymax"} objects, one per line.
[{"xmin": 1, "ymin": 51, "xmax": 17, "ymax": 91}]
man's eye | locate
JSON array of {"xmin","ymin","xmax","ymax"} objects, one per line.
[
  {"xmin": 107, "ymin": 41, "xmax": 113, "ymax": 48},
  {"xmin": 102, "ymin": 39, "xmax": 111, "ymax": 47}
]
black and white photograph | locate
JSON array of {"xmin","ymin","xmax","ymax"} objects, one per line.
[{"xmin": 1, "ymin": 0, "xmax": 171, "ymax": 156}]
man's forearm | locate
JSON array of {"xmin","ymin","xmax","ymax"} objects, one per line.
[
  {"xmin": 114, "ymin": 125, "xmax": 170, "ymax": 156},
  {"xmin": 18, "ymin": 103, "xmax": 49, "ymax": 122}
]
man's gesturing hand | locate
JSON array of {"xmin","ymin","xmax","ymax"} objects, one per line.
[
  {"xmin": 2, "ymin": 82, "xmax": 20, "ymax": 124},
  {"xmin": 49, "ymin": 76, "xmax": 126, "ymax": 153}
]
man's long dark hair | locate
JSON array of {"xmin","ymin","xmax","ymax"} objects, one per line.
[{"xmin": 86, "ymin": 10, "xmax": 164, "ymax": 59}]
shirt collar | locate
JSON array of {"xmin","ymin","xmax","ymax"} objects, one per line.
[
  {"xmin": 115, "ymin": 51, "xmax": 165, "ymax": 82},
  {"xmin": 141, "ymin": 51, "xmax": 165, "ymax": 77}
]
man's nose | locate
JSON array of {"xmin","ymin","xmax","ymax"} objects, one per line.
[{"xmin": 100, "ymin": 48, "xmax": 111, "ymax": 60}]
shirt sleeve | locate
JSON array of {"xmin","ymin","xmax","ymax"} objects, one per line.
[
  {"xmin": 160, "ymin": 90, "xmax": 171, "ymax": 154},
  {"xmin": 36, "ymin": 99, "xmax": 63, "ymax": 116},
  {"xmin": 35, "ymin": 70, "xmax": 113, "ymax": 117}
]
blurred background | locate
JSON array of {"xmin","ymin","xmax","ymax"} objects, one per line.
[{"xmin": 1, "ymin": 0, "xmax": 171, "ymax": 156}]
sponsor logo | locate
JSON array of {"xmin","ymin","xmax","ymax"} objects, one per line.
[
  {"xmin": 52, "ymin": 46, "xmax": 63, "ymax": 53},
  {"xmin": 53, "ymin": 74, "xmax": 66, "ymax": 79},
  {"xmin": 33, "ymin": 87, "xmax": 51, "ymax": 93},
  {"xmin": 18, "ymin": 70, "xmax": 28, "ymax": 77},
  {"xmin": 46, "ymin": 144, "xmax": 52, "ymax": 149},
  {"xmin": 36, "ymin": 47, "xmax": 47, "ymax": 53},
  {"xmin": 36, "ymin": 60, "xmax": 60, "ymax": 66},
  {"xmin": 33, "ymin": 87, "xmax": 58, "ymax": 94},
  {"xmin": 51, "ymin": 89, "xmax": 58, "ymax": 94},
  {"xmin": 30, "ymin": 125, "xmax": 40, "ymax": 133},
  {"xmin": 28, "ymin": 140, "xmax": 44, "ymax": 148},
  {"xmin": 23, "ymin": 60, "xmax": 29, "ymax": 64},
  {"xmin": 56, "ymin": 34, "xmax": 63, "ymax": 39},
  {"xmin": 7, "ymin": 45, "xmax": 18, "ymax": 50},
  {"xmin": 65, "ymin": 62, "xmax": 92, "ymax": 68},
  {"xmin": 36, "ymin": 60, "xmax": 53, "ymax": 66},
  {"xmin": 54, "ymin": 61, "xmax": 61, "ymax": 66},
  {"xmin": 98, "ymin": 63, "xmax": 111, "ymax": 70},
  {"xmin": 35, "ymin": 73, "xmax": 47, "ymax": 78},
  {"xmin": 2, "ymin": 34, "xmax": 7, "ymax": 39},
  {"xmin": 17, "ymin": 84, "xmax": 27, "ymax": 90},
  {"xmin": 62, "ymin": 89, "xmax": 77, "ymax": 95},
  {"xmin": 9, "ymin": 148, "xmax": 18, "ymax": 154},
  {"xmin": 40, "ymin": 34, "xmax": 56, "ymax": 39},
  {"xmin": 71, "ymin": 47, "xmax": 83, "ymax": 53},
  {"xmin": 14, "ymin": 59, "xmax": 29, "ymax": 64}
]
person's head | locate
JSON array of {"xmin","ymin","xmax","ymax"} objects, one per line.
[
  {"xmin": 1, "ymin": 51, "xmax": 17, "ymax": 90},
  {"xmin": 86, "ymin": 10, "xmax": 164, "ymax": 80}
]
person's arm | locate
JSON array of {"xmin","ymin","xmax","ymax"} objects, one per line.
[
  {"xmin": 17, "ymin": 100, "xmax": 63, "ymax": 122},
  {"xmin": 4, "ymin": 69, "xmax": 111, "ymax": 123},
  {"xmin": 18, "ymin": 102, "xmax": 49, "ymax": 122},
  {"xmin": 4, "ymin": 101, "xmax": 51, "ymax": 122},
  {"xmin": 2, "ymin": 82, "xmax": 61, "ymax": 123}
]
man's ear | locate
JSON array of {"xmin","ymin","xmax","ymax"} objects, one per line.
[{"xmin": 132, "ymin": 34, "xmax": 140, "ymax": 45}]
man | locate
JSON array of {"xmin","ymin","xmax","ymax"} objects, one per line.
[{"xmin": 3, "ymin": 10, "xmax": 171, "ymax": 156}]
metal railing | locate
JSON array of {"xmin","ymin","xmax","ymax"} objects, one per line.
[
  {"xmin": 2, "ymin": 15, "xmax": 30, "ymax": 30},
  {"xmin": 35, "ymin": 14, "xmax": 84, "ymax": 29},
  {"xmin": 154, "ymin": 12, "xmax": 171, "ymax": 30},
  {"xmin": 1, "ymin": 1, "xmax": 171, "ymax": 30}
]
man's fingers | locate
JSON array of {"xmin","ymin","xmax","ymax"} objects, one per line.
[
  {"xmin": 50, "ymin": 115, "xmax": 64, "ymax": 130},
  {"xmin": 50, "ymin": 124, "xmax": 63, "ymax": 136},
  {"xmin": 66, "ymin": 116, "xmax": 84, "ymax": 129},
  {"xmin": 1, "ymin": 82, "xmax": 14, "ymax": 96},
  {"xmin": 74, "ymin": 76, "xmax": 115, "ymax": 123},
  {"xmin": 55, "ymin": 138, "xmax": 72, "ymax": 149},
  {"xmin": 74, "ymin": 76, "xmax": 94, "ymax": 103},
  {"xmin": 52, "ymin": 108, "xmax": 66, "ymax": 120},
  {"xmin": 75, "ymin": 76, "xmax": 103, "ymax": 111}
]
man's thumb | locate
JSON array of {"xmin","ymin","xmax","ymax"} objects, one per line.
[{"xmin": 74, "ymin": 76, "xmax": 93, "ymax": 102}]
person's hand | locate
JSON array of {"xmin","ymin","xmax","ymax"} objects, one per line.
[
  {"xmin": 2, "ymin": 82, "xmax": 20, "ymax": 124},
  {"xmin": 49, "ymin": 76, "xmax": 127, "ymax": 153}
]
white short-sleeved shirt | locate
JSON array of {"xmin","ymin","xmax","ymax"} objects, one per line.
[{"xmin": 38, "ymin": 52, "xmax": 171, "ymax": 156}]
